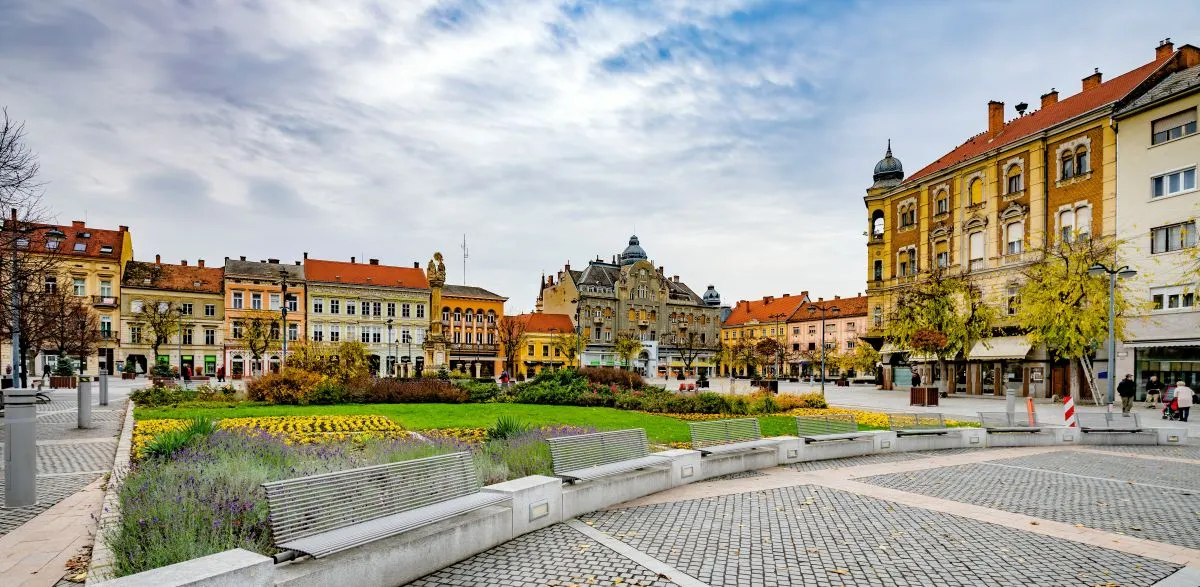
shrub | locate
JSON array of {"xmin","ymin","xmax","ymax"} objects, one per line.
[
  {"xmin": 456, "ymin": 379, "xmax": 501, "ymax": 402},
  {"xmin": 245, "ymin": 369, "xmax": 324, "ymax": 404},
  {"xmin": 693, "ymin": 392, "xmax": 730, "ymax": 414},
  {"xmin": 54, "ymin": 360, "xmax": 76, "ymax": 377},
  {"xmin": 747, "ymin": 390, "xmax": 779, "ymax": 415},
  {"xmin": 122, "ymin": 358, "xmax": 138, "ymax": 374},
  {"xmin": 150, "ymin": 362, "xmax": 174, "ymax": 378},
  {"xmin": 486, "ymin": 416, "xmax": 530, "ymax": 441},
  {"xmin": 579, "ymin": 367, "xmax": 643, "ymax": 389},
  {"xmin": 143, "ymin": 417, "xmax": 215, "ymax": 460},
  {"xmin": 310, "ymin": 379, "xmax": 348, "ymax": 405},
  {"xmin": 131, "ymin": 384, "xmax": 198, "ymax": 407},
  {"xmin": 191, "ymin": 383, "xmax": 238, "ymax": 402},
  {"xmin": 774, "ymin": 392, "xmax": 828, "ymax": 410},
  {"xmin": 350, "ymin": 378, "xmax": 468, "ymax": 403}
]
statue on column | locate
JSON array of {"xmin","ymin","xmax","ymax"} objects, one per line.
[{"xmin": 424, "ymin": 252, "xmax": 448, "ymax": 370}]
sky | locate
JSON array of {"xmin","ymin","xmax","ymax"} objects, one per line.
[{"xmin": 1, "ymin": 0, "xmax": 1197, "ymax": 313}]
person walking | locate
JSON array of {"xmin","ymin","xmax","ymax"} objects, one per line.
[
  {"xmin": 1117, "ymin": 374, "xmax": 1136, "ymax": 416},
  {"xmin": 1175, "ymin": 380, "xmax": 1194, "ymax": 422},
  {"xmin": 216, "ymin": 365, "xmax": 225, "ymax": 383},
  {"xmin": 1146, "ymin": 375, "xmax": 1165, "ymax": 409}
]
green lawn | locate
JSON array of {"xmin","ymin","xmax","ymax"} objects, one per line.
[{"xmin": 135, "ymin": 402, "xmax": 806, "ymax": 444}]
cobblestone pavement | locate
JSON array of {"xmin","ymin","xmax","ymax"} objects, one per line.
[
  {"xmin": 583, "ymin": 485, "xmax": 1177, "ymax": 586},
  {"xmin": 406, "ymin": 523, "xmax": 679, "ymax": 587},
  {"xmin": 861, "ymin": 455, "xmax": 1200, "ymax": 550},
  {"xmin": 1085, "ymin": 442, "xmax": 1200, "ymax": 461},
  {"xmin": 785, "ymin": 451, "xmax": 924, "ymax": 472},
  {"xmin": 992, "ymin": 450, "xmax": 1200, "ymax": 489},
  {"xmin": 0, "ymin": 472, "xmax": 102, "ymax": 535},
  {"xmin": 705, "ymin": 471, "xmax": 766, "ymax": 482}
]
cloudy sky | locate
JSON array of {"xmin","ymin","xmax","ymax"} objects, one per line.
[{"xmin": 0, "ymin": 0, "xmax": 1195, "ymax": 312}]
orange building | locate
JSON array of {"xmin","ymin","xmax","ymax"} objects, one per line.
[
  {"xmin": 511, "ymin": 312, "xmax": 575, "ymax": 377},
  {"xmin": 222, "ymin": 256, "xmax": 305, "ymax": 377},
  {"xmin": 440, "ymin": 285, "xmax": 507, "ymax": 377},
  {"xmin": 719, "ymin": 292, "xmax": 811, "ymax": 377}
]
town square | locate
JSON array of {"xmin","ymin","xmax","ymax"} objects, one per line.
[{"xmin": 2, "ymin": 2, "xmax": 1200, "ymax": 586}]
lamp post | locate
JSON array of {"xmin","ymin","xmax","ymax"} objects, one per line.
[
  {"xmin": 175, "ymin": 306, "xmax": 186, "ymax": 387},
  {"xmin": 1087, "ymin": 262, "xmax": 1136, "ymax": 406},
  {"xmin": 807, "ymin": 304, "xmax": 841, "ymax": 397},
  {"xmin": 569, "ymin": 298, "xmax": 583, "ymax": 369},
  {"xmin": 5, "ymin": 209, "xmax": 51, "ymax": 388},
  {"xmin": 387, "ymin": 318, "xmax": 394, "ymax": 377},
  {"xmin": 279, "ymin": 269, "xmax": 289, "ymax": 372}
]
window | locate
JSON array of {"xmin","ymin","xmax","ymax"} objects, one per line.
[
  {"xmin": 1151, "ymin": 222, "xmax": 1197, "ymax": 253},
  {"xmin": 131, "ymin": 299, "xmax": 143, "ymax": 313},
  {"xmin": 387, "ymin": 302, "xmax": 396, "ymax": 317},
  {"xmin": 898, "ymin": 204, "xmax": 916, "ymax": 228},
  {"xmin": 100, "ymin": 280, "xmax": 112, "ymax": 297},
  {"xmin": 204, "ymin": 304, "xmax": 216, "ymax": 317},
  {"xmin": 130, "ymin": 325, "xmax": 142, "ymax": 344},
  {"xmin": 1076, "ymin": 206, "xmax": 1092, "ymax": 240},
  {"xmin": 361, "ymin": 328, "xmax": 371, "ymax": 343},
  {"xmin": 1006, "ymin": 168, "xmax": 1022, "ymax": 194},
  {"xmin": 99, "ymin": 244, "xmax": 112, "ymax": 254},
  {"xmin": 269, "ymin": 293, "xmax": 280, "ymax": 311},
  {"xmin": 935, "ymin": 240, "xmax": 949, "ymax": 268},
  {"xmin": 873, "ymin": 260, "xmax": 883, "ymax": 280},
  {"xmin": 1059, "ymin": 209, "xmax": 1075, "ymax": 243},
  {"xmin": 1151, "ymin": 286, "xmax": 1196, "ymax": 311},
  {"xmin": 232, "ymin": 321, "xmax": 243, "ymax": 339},
  {"xmin": 935, "ymin": 194, "xmax": 949, "ymax": 214},
  {"xmin": 345, "ymin": 325, "xmax": 356, "ymax": 341},
  {"xmin": 250, "ymin": 292, "xmax": 262, "ymax": 310},
  {"xmin": 183, "ymin": 329, "xmax": 193, "ymax": 345},
  {"xmin": 205, "ymin": 328, "xmax": 216, "ymax": 345},
  {"xmin": 554, "ymin": 347, "xmax": 560, "ymax": 357},
  {"xmin": 232, "ymin": 292, "xmax": 243, "ymax": 309},
  {"xmin": 542, "ymin": 344, "xmax": 550, "ymax": 357},
  {"xmin": 1152, "ymin": 167, "xmax": 1197, "ymax": 198},
  {"xmin": 372, "ymin": 301, "xmax": 381, "ymax": 317},
  {"xmin": 288, "ymin": 323, "xmax": 299, "ymax": 341},
  {"xmin": 873, "ymin": 306, "xmax": 882, "ymax": 327},
  {"xmin": 968, "ymin": 178, "xmax": 983, "ymax": 205},
  {"xmin": 870, "ymin": 210, "xmax": 884, "ymax": 237},
  {"xmin": 329, "ymin": 325, "xmax": 340, "ymax": 342},
  {"xmin": 72, "ymin": 278, "xmax": 86, "ymax": 296},
  {"xmin": 402, "ymin": 303, "xmax": 411, "ymax": 318},
  {"xmin": 312, "ymin": 298, "xmax": 324, "ymax": 313},
  {"xmin": 1061, "ymin": 151, "xmax": 1075, "ymax": 180},
  {"xmin": 181, "ymin": 302, "xmax": 193, "ymax": 315},
  {"xmin": 808, "ymin": 325, "xmax": 816, "ymax": 336},
  {"xmin": 371, "ymin": 327, "xmax": 381, "ymax": 343},
  {"xmin": 1006, "ymin": 221, "xmax": 1024, "ymax": 255},
  {"xmin": 15, "ymin": 237, "xmax": 28, "ymax": 248},
  {"xmin": 330, "ymin": 299, "xmax": 340, "ymax": 314},
  {"xmin": 312, "ymin": 323, "xmax": 324, "ymax": 342},
  {"xmin": 1006, "ymin": 284, "xmax": 1020, "ymax": 316},
  {"xmin": 465, "ymin": 331, "xmax": 473, "ymax": 344},
  {"xmin": 100, "ymin": 316, "xmax": 111, "ymax": 337},
  {"xmin": 792, "ymin": 327, "xmax": 800, "ymax": 336},
  {"xmin": 158, "ymin": 301, "xmax": 169, "ymax": 312},
  {"xmin": 346, "ymin": 301, "xmax": 356, "ymax": 316},
  {"xmin": 969, "ymin": 231, "xmax": 985, "ymax": 270},
  {"xmin": 46, "ymin": 239, "xmax": 60, "ymax": 251},
  {"xmin": 44, "ymin": 275, "xmax": 57, "ymax": 293},
  {"xmin": 527, "ymin": 344, "xmax": 534, "ymax": 355},
  {"xmin": 442, "ymin": 308, "xmax": 450, "ymax": 322},
  {"xmin": 287, "ymin": 296, "xmax": 298, "ymax": 312},
  {"xmin": 1152, "ymin": 108, "xmax": 1197, "ymax": 145},
  {"xmin": 416, "ymin": 304, "xmax": 425, "ymax": 319},
  {"xmin": 1075, "ymin": 147, "xmax": 1088, "ymax": 175},
  {"xmin": 401, "ymin": 328, "xmax": 411, "ymax": 344}
]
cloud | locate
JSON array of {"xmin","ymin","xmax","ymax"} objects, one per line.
[{"xmin": 0, "ymin": 0, "xmax": 1197, "ymax": 312}]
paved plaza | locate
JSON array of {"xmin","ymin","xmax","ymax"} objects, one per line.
[{"xmin": 405, "ymin": 445, "xmax": 1200, "ymax": 586}]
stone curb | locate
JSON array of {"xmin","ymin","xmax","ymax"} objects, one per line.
[{"xmin": 85, "ymin": 399, "xmax": 134, "ymax": 586}]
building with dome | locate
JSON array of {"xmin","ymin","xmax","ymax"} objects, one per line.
[
  {"xmin": 538, "ymin": 236, "xmax": 723, "ymax": 377},
  {"xmin": 864, "ymin": 41, "xmax": 1200, "ymax": 398}
]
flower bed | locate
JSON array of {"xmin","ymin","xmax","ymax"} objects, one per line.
[
  {"xmin": 131, "ymin": 415, "xmax": 407, "ymax": 460},
  {"xmin": 656, "ymin": 408, "xmax": 979, "ymax": 431},
  {"xmin": 421, "ymin": 427, "xmax": 488, "ymax": 444}
]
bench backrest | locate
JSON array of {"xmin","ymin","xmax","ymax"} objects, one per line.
[
  {"xmin": 688, "ymin": 418, "xmax": 762, "ymax": 449},
  {"xmin": 262, "ymin": 451, "xmax": 478, "ymax": 546},
  {"xmin": 1077, "ymin": 412, "xmax": 1140, "ymax": 429},
  {"xmin": 888, "ymin": 412, "xmax": 946, "ymax": 430},
  {"xmin": 547, "ymin": 429, "xmax": 650, "ymax": 474},
  {"xmin": 795, "ymin": 414, "xmax": 857, "ymax": 436},
  {"xmin": 977, "ymin": 411, "xmax": 1039, "ymax": 428}
]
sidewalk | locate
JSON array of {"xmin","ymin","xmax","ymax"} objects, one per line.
[{"xmin": 0, "ymin": 384, "xmax": 130, "ymax": 586}]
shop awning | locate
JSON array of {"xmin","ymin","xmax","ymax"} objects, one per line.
[
  {"xmin": 968, "ymin": 336, "xmax": 1032, "ymax": 360},
  {"xmin": 1123, "ymin": 339, "xmax": 1200, "ymax": 348}
]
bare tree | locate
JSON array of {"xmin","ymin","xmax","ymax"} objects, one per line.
[
  {"xmin": 673, "ymin": 329, "xmax": 711, "ymax": 376},
  {"xmin": 239, "ymin": 310, "xmax": 280, "ymax": 374},
  {"xmin": 133, "ymin": 299, "xmax": 182, "ymax": 361},
  {"xmin": 495, "ymin": 315, "xmax": 529, "ymax": 376},
  {"xmin": 43, "ymin": 289, "xmax": 101, "ymax": 372}
]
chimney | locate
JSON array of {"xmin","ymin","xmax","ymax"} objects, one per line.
[
  {"xmin": 672, "ymin": 275, "xmax": 679, "ymax": 283},
  {"xmin": 988, "ymin": 101, "xmax": 1005, "ymax": 136},
  {"xmin": 72, "ymin": 220, "xmax": 84, "ymax": 228},
  {"xmin": 564, "ymin": 263, "xmax": 571, "ymax": 272},
  {"xmin": 350, "ymin": 256, "xmax": 356, "ymax": 263},
  {"xmin": 413, "ymin": 262, "xmax": 419, "ymax": 269},
  {"xmin": 268, "ymin": 258, "xmax": 279, "ymax": 264},
  {"xmin": 239, "ymin": 256, "xmax": 246, "ymax": 261},
  {"xmin": 295, "ymin": 261, "xmax": 300, "ymax": 266},
  {"xmin": 782, "ymin": 293, "xmax": 790, "ymax": 297},
  {"xmin": 1082, "ymin": 68, "xmax": 1102, "ymax": 91},
  {"xmin": 198, "ymin": 259, "xmax": 205, "ymax": 268},
  {"xmin": 155, "ymin": 254, "xmax": 161, "ymax": 264},
  {"xmin": 303, "ymin": 251, "xmax": 308, "ymax": 260},
  {"xmin": 834, "ymin": 295, "xmax": 841, "ymax": 300},
  {"xmin": 119, "ymin": 225, "xmax": 128, "ymax": 232},
  {"xmin": 763, "ymin": 296, "xmax": 774, "ymax": 304},
  {"xmin": 1040, "ymin": 88, "xmax": 1059, "ymax": 109},
  {"xmin": 369, "ymin": 258, "xmax": 379, "ymax": 265},
  {"xmin": 1157, "ymin": 38, "xmax": 1175, "ymax": 60},
  {"xmin": 817, "ymin": 297, "xmax": 824, "ymax": 302},
  {"xmin": 181, "ymin": 259, "xmax": 188, "ymax": 266}
]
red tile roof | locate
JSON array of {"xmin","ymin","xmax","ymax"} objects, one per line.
[
  {"xmin": 123, "ymin": 260, "xmax": 224, "ymax": 294},
  {"xmin": 304, "ymin": 258, "xmax": 429, "ymax": 289},
  {"xmin": 18, "ymin": 220, "xmax": 126, "ymax": 260},
  {"xmin": 904, "ymin": 55, "xmax": 1171, "ymax": 185},
  {"xmin": 790, "ymin": 295, "xmax": 869, "ymax": 321},
  {"xmin": 723, "ymin": 292, "xmax": 810, "ymax": 327},
  {"xmin": 514, "ymin": 313, "xmax": 575, "ymax": 334}
]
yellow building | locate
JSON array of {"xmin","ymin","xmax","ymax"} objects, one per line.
[
  {"xmin": 864, "ymin": 42, "xmax": 1196, "ymax": 397},
  {"xmin": 511, "ymin": 312, "xmax": 575, "ymax": 378},
  {"xmin": 120, "ymin": 256, "xmax": 225, "ymax": 376},
  {"xmin": 719, "ymin": 292, "xmax": 809, "ymax": 376}
]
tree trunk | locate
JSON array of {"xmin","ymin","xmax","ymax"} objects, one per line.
[
  {"xmin": 1069, "ymin": 359, "xmax": 1081, "ymax": 403},
  {"xmin": 937, "ymin": 359, "xmax": 948, "ymax": 396}
]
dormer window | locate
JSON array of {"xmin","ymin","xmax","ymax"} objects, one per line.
[
  {"xmin": 16, "ymin": 238, "xmax": 29, "ymax": 249},
  {"xmin": 73, "ymin": 242, "xmax": 86, "ymax": 252},
  {"xmin": 46, "ymin": 239, "xmax": 60, "ymax": 250},
  {"xmin": 99, "ymin": 245, "xmax": 113, "ymax": 255}
]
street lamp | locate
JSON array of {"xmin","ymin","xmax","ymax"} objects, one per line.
[
  {"xmin": 4, "ymin": 209, "xmax": 53, "ymax": 388},
  {"xmin": 387, "ymin": 318, "xmax": 394, "ymax": 377},
  {"xmin": 1087, "ymin": 262, "xmax": 1136, "ymax": 406},
  {"xmin": 569, "ymin": 298, "xmax": 583, "ymax": 369},
  {"xmin": 807, "ymin": 304, "xmax": 841, "ymax": 397},
  {"xmin": 175, "ymin": 306, "xmax": 186, "ymax": 387},
  {"xmin": 279, "ymin": 269, "xmax": 289, "ymax": 371}
]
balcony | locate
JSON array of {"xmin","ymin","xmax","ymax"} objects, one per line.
[
  {"xmin": 638, "ymin": 319, "xmax": 649, "ymax": 327},
  {"xmin": 593, "ymin": 315, "xmax": 604, "ymax": 324},
  {"xmin": 98, "ymin": 330, "xmax": 114, "ymax": 340},
  {"xmin": 448, "ymin": 343, "xmax": 498, "ymax": 355},
  {"xmin": 92, "ymin": 295, "xmax": 119, "ymax": 308}
]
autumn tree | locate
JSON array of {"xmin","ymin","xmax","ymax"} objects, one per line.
[
  {"xmin": 551, "ymin": 332, "xmax": 584, "ymax": 368},
  {"xmin": 238, "ymin": 310, "xmax": 280, "ymax": 375},
  {"xmin": 838, "ymin": 343, "xmax": 881, "ymax": 379},
  {"xmin": 43, "ymin": 289, "xmax": 100, "ymax": 372},
  {"xmin": 754, "ymin": 337, "xmax": 786, "ymax": 378},
  {"xmin": 495, "ymin": 315, "xmax": 529, "ymax": 376},
  {"xmin": 729, "ymin": 336, "xmax": 759, "ymax": 377},
  {"xmin": 613, "ymin": 332, "xmax": 642, "ymax": 370},
  {"xmin": 884, "ymin": 268, "xmax": 995, "ymax": 394},
  {"xmin": 1017, "ymin": 236, "xmax": 1129, "ymax": 403},
  {"xmin": 134, "ymin": 299, "xmax": 180, "ymax": 360}
]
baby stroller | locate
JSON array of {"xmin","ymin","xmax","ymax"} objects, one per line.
[{"xmin": 1162, "ymin": 385, "xmax": 1180, "ymax": 421}]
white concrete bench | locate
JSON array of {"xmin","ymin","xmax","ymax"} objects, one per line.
[
  {"xmin": 795, "ymin": 414, "xmax": 872, "ymax": 443},
  {"xmin": 261, "ymin": 452, "xmax": 507, "ymax": 560},
  {"xmin": 888, "ymin": 412, "xmax": 951, "ymax": 436},
  {"xmin": 547, "ymin": 429, "xmax": 671, "ymax": 484},
  {"xmin": 978, "ymin": 411, "xmax": 1042, "ymax": 433},
  {"xmin": 1078, "ymin": 412, "xmax": 1143, "ymax": 433},
  {"xmin": 688, "ymin": 418, "xmax": 779, "ymax": 456}
]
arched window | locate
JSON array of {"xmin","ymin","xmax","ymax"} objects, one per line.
[
  {"xmin": 1061, "ymin": 152, "xmax": 1075, "ymax": 180},
  {"xmin": 1059, "ymin": 209, "xmax": 1075, "ymax": 243},
  {"xmin": 464, "ymin": 309, "xmax": 473, "ymax": 323},
  {"xmin": 1074, "ymin": 147, "xmax": 1088, "ymax": 175},
  {"xmin": 441, "ymin": 308, "xmax": 450, "ymax": 322},
  {"xmin": 968, "ymin": 178, "xmax": 983, "ymax": 205},
  {"xmin": 1076, "ymin": 205, "xmax": 1092, "ymax": 240},
  {"xmin": 1005, "ymin": 221, "xmax": 1024, "ymax": 255},
  {"xmin": 870, "ymin": 210, "xmax": 885, "ymax": 237},
  {"xmin": 934, "ymin": 190, "xmax": 949, "ymax": 214},
  {"xmin": 454, "ymin": 308, "xmax": 462, "ymax": 322},
  {"xmin": 873, "ymin": 260, "xmax": 883, "ymax": 281},
  {"xmin": 1006, "ymin": 166, "xmax": 1022, "ymax": 194}
]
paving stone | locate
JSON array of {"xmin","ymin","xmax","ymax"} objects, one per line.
[
  {"xmin": 0, "ymin": 473, "xmax": 102, "ymax": 536},
  {"xmin": 585, "ymin": 485, "xmax": 1178, "ymax": 586},
  {"xmin": 1089, "ymin": 442, "xmax": 1200, "ymax": 461},
  {"xmin": 992, "ymin": 450, "xmax": 1200, "ymax": 489},
  {"xmin": 785, "ymin": 451, "xmax": 924, "ymax": 473},
  {"xmin": 405, "ymin": 523, "xmax": 679, "ymax": 587},
  {"xmin": 705, "ymin": 470, "xmax": 766, "ymax": 482}
]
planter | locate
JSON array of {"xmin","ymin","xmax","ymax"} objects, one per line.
[
  {"xmin": 49, "ymin": 375, "xmax": 78, "ymax": 389},
  {"xmin": 151, "ymin": 377, "xmax": 175, "ymax": 387},
  {"xmin": 122, "ymin": 373, "xmax": 137, "ymax": 380}
]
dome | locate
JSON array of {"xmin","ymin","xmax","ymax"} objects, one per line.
[
  {"xmin": 872, "ymin": 140, "xmax": 904, "ymax": 188},
  {"xmin": 702, "ymin": 285, "xmax": 721, "ymax": 307},
  {"xmin": 619, "ymin": 235, "xmax": 648, "ymax": 265}
]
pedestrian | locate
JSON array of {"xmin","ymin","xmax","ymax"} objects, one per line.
[
  {"xmin": 912, "ymin": 370, "xmax": 922, "ymax": 387},
  {"xmin": 499, "ymin": 370, "xmax": 510, "ymax": 389},
  {"xmin": 1175, "ymin": 380, "xmax": 1194, "ymax": 422},
  {"xmin": 1117, "ymin": 374, "xmax": 1136, "ymax": 416},
  {"xmin": 1146, "ymin": 375, "xmax": 1164, "ymax": 409},
  {"xmin": 216, "ymin": 365, "xmax": 225, "ymax": 383},
  {"xmin": 1163, "ymin": 384, "xmax": 1178, "ymax": 420}
]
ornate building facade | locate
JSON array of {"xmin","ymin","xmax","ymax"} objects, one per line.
[{"xmin": 539, "ymin": 236, "xmax": 722, "ymax": 377}]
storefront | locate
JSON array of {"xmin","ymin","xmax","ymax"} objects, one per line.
[{"xmin": 1129, "ymin": 343, "xmax": 1200, "ymax": 401}]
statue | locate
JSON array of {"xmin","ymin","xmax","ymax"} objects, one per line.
[
  {"xmin": 424, "ymin": 252, "xmax": 448, "ymax": 370},
  {"xmin": 426, "ymin": 252, "xmax": 447, "ymax": 285}
]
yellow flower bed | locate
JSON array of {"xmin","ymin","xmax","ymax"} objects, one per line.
[
  {"xmin": 656, "ymin": 408, "xmax": 977, "ymax": 430},
  {"xmin": 132, "ymin": 415, "xmax": 407, "ymax": 459},
  {"xmin": 421, "ymin": 428, "xmax": 488, "ymax": 444}
]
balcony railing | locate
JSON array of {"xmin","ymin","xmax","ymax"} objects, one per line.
[
  {"xmin": 92, "ymin": 295, "xmax": 119, "ymax": 308},
  {"xmin": 448, "ymin": 343, "xmax": 498, "ymax": 355}
]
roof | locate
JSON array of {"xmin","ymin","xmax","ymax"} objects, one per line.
[
  {"xmin": 304, "ymin": 258, "xmax": 428, "ymax": 289},
  {"xmin": 666, "ymin": 279, "xmax": 702, "ymax": 303},
  {"xmin": 514, "ymin": 313, "xmax": 575, "ymax": 334},
  {"xmin": 903, "ymin": 55, "xmax": 1171, "ymax": 185},
  {"xmin": 225, "ymin": 258, "xmax": 305, "ymax": 280},
  {"xmin": 790, "ymin": 295, "xmax": 869, "ymax": 321},
  {"xmin": 443, "ymin": 284, "xmax": 506, "ymax": 301},
  {"xmin": 1116, "ymin": 64, "xmax": 1200, "ymax": 117},
  {"xmin": 122, "ymin": 260, "xmax": 224, "ymax": 295},
  {"xmin": 578, "ymin": 263, "xmax": 620, "ymax": 288},
  {"xmin": 722, "ymin": 292, "xmax": 811, "ymax": 327},
  {"xmin": 13, "ymin": 220, "xmax": 126, "ymax": 261}
]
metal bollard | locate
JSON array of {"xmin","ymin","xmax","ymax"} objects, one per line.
[
  {"xmin": 4, "ymin": 390, "xmax": 38, "ymax": 507},
  {"xmin": 99, "ymin": 373, "xmax": 109, "ymax": 406},
  {"xmin": 1005, "ymin": 389, "xmax": 1017, "ymax": 418},
  {"xmin": 78, "ymin": 380, "xmax": 92, "ymax": 429}
]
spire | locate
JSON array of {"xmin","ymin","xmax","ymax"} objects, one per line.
[{"xmin": 885, "ymin": 139, "xmax": 892, "ymax": 157}]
